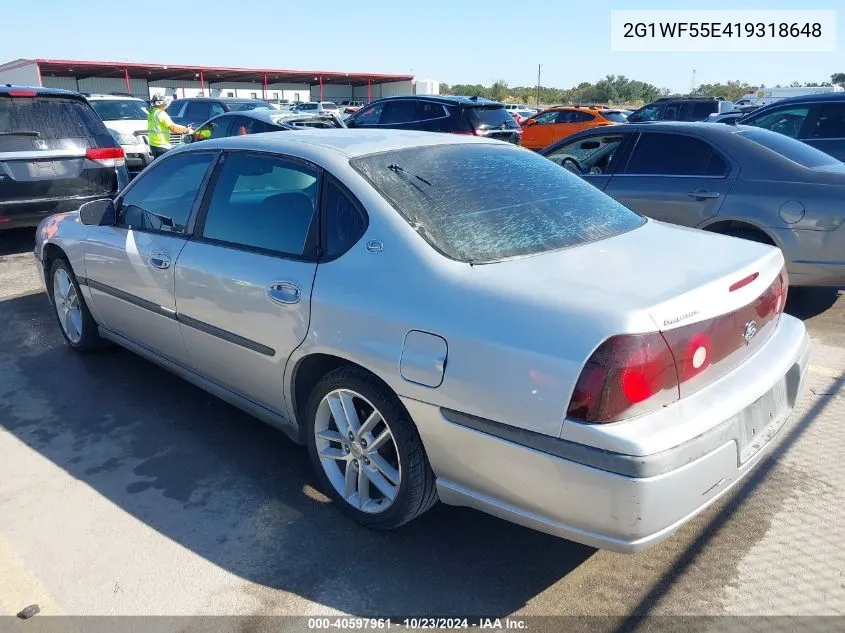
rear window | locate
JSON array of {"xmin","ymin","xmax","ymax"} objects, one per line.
[
  {"xmin": 89, "ymin": 99, "xmax": 149, "ymax": 121},
  {"xmin": 738, "ymin": 128, "xmax": 841, "ymax": 168},
  {"xmin": 350, "ymin": 144, "xmax": 644, "ymax": 263},
  {"xmin": 0, "ymin": 96, "xmax": 107, "ymax": 139},
  {"xmin": 467, "ymin": 106, "xmax": 519, "ymax": 129},
  {"xmin": 602, "ymin": 111, "xmax": 628, "ymax": 123}
]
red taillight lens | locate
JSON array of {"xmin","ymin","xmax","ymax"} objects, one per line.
[
  {"xmin": 567, "ymin": 333, "xmax": 679, "ymax": 423},
  {"xmin": 7, "ymin": 89, "xmax": 37, "ymax": 97},
  {"xmin": 568, "ymin": 267, "xmax": 788, "ymax": 424},
  {"xmin": 86, "ymin": 147, "xmax": 125, "ymax": 167}
]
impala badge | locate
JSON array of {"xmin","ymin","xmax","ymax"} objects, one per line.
[{"xmin": 743, "ymin": 320, "xmax": 758, "ymax": 344}]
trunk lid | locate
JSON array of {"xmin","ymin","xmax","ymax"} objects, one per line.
[{"xmin": 471, "ymin": 220, "xmax": 786, "ymax": 398}]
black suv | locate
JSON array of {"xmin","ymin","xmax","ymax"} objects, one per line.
[
  {"xmin": 1, "ymin": 85, "xmax": 129, "ymax": 230},
  {"xmin": 345, "ymin": 95, "xmax": 522, "ymax": 143},
  {"xmin": 738, "ymin": 92, "xmax": 845, "ymax": 162},
  {"xmin": 166, "ymin": 97, "xmax": 276, "ymax": 128},
  {"xmin": 627, "ymin": 96, "xmax": 734, "ymax": 123}
]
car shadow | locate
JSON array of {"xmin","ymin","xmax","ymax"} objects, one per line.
[
  {"xmin": 0, "ymin": 291, "xmax": 594, "ymax": 617},
  {"xmin": 0, "ymin": 227, "xmax": 37, "ymax": 257},
  {"xmin": 784, "ymin": 286, "xmax": 842, "ymax": 321}
]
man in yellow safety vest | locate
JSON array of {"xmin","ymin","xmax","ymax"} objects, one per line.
[{"xmin": 147, "ymin": 94, "xmax": 193, "ymax": 159}]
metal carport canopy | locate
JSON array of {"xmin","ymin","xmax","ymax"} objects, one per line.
[{"xmin": 33, "ymin": 58, "xmax": 413, "ymax": 86}]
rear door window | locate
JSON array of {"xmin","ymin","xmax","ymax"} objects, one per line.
[
  {"xmin": 743, "ymin": 105, "xmax": 810, "ymax": 139},
  {"xmin": 570, "ymin": 110, "xmax": 595, "ymax": 123},
  {"xmin": 351, "ymin": 144, "xmax": 644, "ymax": 263},
  {"xmin": 201, "ymin": 153, "xmax": 318, "ymax": 256},
  {"xmin": 184, "ymin": 101, "xmax": 212, "ymax": 122},
  {"xmin": 809, "ymin": 103, "xmax": 845, "ymax": 139},
  {"xmin": 118, "ymin": 152, "xmax": 215, "ymax": 233},
  {"xmin": 416, "ymin": 101, "xmax": 447, "ymax": 121},
  {"xmin": 379, "ymin": 100, "xmax": 418, "ymax": 124},
  {"xmin": 625, "ymin": 133, "xmax": 728, "ymax": 176},
  {"xmin": 688, "ymin": 101, "xmax": 718, "ymax": 120}
]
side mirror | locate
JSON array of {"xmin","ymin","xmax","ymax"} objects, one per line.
[
  {"xmin": 181, "ymin": 133, "xmax": 194, "ymax": 144},
  {"xmin": 79, "ymin": 198, "xmax": 116, "ymax": 226},
  {"xmin": 524, "ymin": 118, "xmax": 536, "ymax": 126}
]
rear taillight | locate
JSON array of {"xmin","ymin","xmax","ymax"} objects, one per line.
[
  {"xmin": 568, "ymin": 267, "xmax": 788, "ymax": 424},
  {"xmin": 86, "ymin": 147, "xmax": 125, "ymax": 168},
  {"xmin": 7, "ymin": 89, "xmax": 37, "ymax": 97},
  {"xmin": 567, "ymin": 333, "xmax": 680, "ymax": 423}
]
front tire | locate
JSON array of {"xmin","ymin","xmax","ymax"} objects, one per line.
[
  {"xmin": 48, "ymin": 258, "xmax": 102, "ymax": 351},
  {"xmin": 305, "ymin": 366, "xmax": 438, "ymax": 529}
]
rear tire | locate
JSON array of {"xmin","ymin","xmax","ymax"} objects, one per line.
[
  {"xmin": 305, "ymin": 366, "xmax": 438, "ymax": 529},
  {"xmin": 48, "ymin": 258, "xmax": 102, "ymax": 352}
]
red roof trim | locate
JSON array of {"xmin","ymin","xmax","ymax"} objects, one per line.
[{"xmin": 33, "ymin": 58, "xmax": 413, "ymax": 81}]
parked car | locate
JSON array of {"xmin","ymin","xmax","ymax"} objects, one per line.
[
  {"xmin": 340, "ymin": 100, "xmax": 365, "ymax": 114},
  {"xmin": 704, "ymin": 105, "xmax": 761, "ymax": 125},
  {"xmin": 86, "ymin": 94, "xmax": 153, "ymax": 174},
  {"xmin": 627, "ymin": 96, "xmax": 735, "ymax": 123},
  {"xmin": 520, "ymin": 105, "xmax": 618, "ymax": 150},
  {"xmin": 35, "ymin": 129, "xmax": 810, "ymax": 553},
  {"xmin": 0, "ymin": 85, "xmax": 129, "ymax": 229},
  {"xmin": 166, "ymin": 97, "xmax": 275, "ymax": 129},
  {"xmin": 293, "ymin": 102, "xmax": 341, "ymax": 115},
  {"xmin": 345, "ymin": 95, "xmax": 522, "ymax": 144},
  {"xmin": 540, "ymin": 122, "xmax": 845, "ymax": 287},
  {"xmin": 738, "ymin": 93, "xmax": 845, "ymax": 161},
  {"xmin": 184, "ymin": 109, "xmax": 346, "ymax": 143}
]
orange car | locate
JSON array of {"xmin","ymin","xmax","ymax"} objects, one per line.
[{"xmin": 520, "ymin": 106, "xmax": 622, "ymax": 150}]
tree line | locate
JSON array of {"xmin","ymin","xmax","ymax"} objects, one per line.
[{"xmin": 440, "ymin": 73, "xmax": 845, "ymax": 107}]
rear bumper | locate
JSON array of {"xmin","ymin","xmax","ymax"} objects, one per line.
[
  {"xmin": 0, "ymin": 194, "xmax": 106, "ymax": 230},
  {"xmin": 404, "ymin": 314, "xmax": 811, "ymax": 552},
  {"xmin": 121, "ymin": 144, "xmax": 153, "ymax": 172}
]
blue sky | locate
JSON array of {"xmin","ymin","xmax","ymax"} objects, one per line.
[{"xmin": 1, "ymin": 0, "xmax": 841, "ymax": 92}]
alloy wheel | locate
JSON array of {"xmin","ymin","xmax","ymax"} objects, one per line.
[
  {"xmin": 313, "ymin": 388, "xmax": 402, "ymax": 513},
  {"xmin": 53, "ymin": 268, "xmax": 83, "ymax": 344}
]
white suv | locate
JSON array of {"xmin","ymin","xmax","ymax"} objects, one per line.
[{"xmin": 86, "ymin": 94, "xmax": 153, "ymax": 174}]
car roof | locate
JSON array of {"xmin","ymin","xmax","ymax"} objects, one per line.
[
  {"xmin": 0, "ymin": 84, "xmax": 87, "ymax": 101},
  {"xmin": 374, "ymin": 94, "xmax": 503, "ymax": 107},
  {"xmin": 85, "ymin": 93, "xmax": 145, "ymax": 101},
  {"xmin": 170, "ymin": 97, "xmax": 269, "ymax": 103},
  {"xmin": 740, "ymin": 91, "xmax": 845, "ymax": 120},
  {"xmin": 214, "ymin": 109, "xmax": 323, "ymax": 122},
  {"xmin": 176, "ymin": 128, "xmax": 504, "ymax": 158},
  {"xmin": 563, "ymin": 121, "xmax": 751, "ymax": 138}
]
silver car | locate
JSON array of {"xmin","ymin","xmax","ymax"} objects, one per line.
[
  {"xmin": 540, "ymin": 122, "xmax": 845, "ymax": 288},
  {"xmin": 34, "ymin": 130, "xmax": 811, "ymax": 552}
]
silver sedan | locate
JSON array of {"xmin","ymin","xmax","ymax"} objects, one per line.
[{"xmin": 34, "ymin": 130, "xmax": 811, "ymax": 552}]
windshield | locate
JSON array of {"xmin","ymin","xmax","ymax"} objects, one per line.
[
  {"xmin": 321, "ymin": 103, "xmax": 339, "ymax": 109},
  {"xmin": 228, "ymin": 102, "xmax": 274, "ymax": 112},
  {"xmin": 602, "ymin": 111, "xmax": 628, "ymax": 123},
  {"xmin": 738, "ymin": 128, "xmax": 842, "ymax": 169},
  {"xmin": 351, "ymin": 144, "xmax": 644, "ymax": 263},
  {"xmin": 89, "ymin": 99, "xmax": 148, "ymax": 121}
]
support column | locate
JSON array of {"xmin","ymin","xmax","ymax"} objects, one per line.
[
  {"xmin": 367, "ymin": 78, "xmax": 371, "ymax": 103},
  {"xmin": 263, "ymin": 73, "xmax": 268, "ymax": 101},
  {"xmin": 124, "ymin": 68, "xmax": 131, "ymax": 94},
  {"xmin": 199, "ymin": 70, "xmax": 205, "ymax": 96},
  {"xmin": 319, "ymin": 75, "xmax": 323, "ymax": 102}
]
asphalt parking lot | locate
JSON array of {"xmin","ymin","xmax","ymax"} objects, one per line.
[{"xmin": 1, "ymin": 226, "xmax": 843, "ymax": 624}]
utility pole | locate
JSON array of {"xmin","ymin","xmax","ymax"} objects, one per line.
[
  {"xmin": 691, "ymin": 69, "xmax": 696, "ymax": 94},
  {"xmin": 536, "ymin": 64, "xmax": 542, "ymax": 107}
]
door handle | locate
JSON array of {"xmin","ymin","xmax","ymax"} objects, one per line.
[
  {"xmin": 687, "ymin": 190, "xmax": 721, "ymax": 200},
  {"xmin": 149, "ymin": 251, "xmax": 171, "ymax": 270},
  {"xmin": 267, "ymin": 282, "xmax": 301, "ymax": 305}
]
